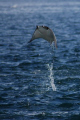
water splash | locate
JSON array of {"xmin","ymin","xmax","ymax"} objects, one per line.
[{"xmin": 47, "ymin": 63, "xmax": 56, "ymax": 91}]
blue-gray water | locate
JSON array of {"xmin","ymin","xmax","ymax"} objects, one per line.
[{"xmin": 0, "ymin": 0, "xmax": 80, "ymax": 120}]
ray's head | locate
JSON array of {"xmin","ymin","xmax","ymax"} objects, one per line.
[{"xmin": 37, "ymin": 26, "xmax": 49, "ymax": 31}]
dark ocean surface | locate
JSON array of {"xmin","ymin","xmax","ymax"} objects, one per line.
[{"xmin": 0, "ymin": 0, "xmax": 80, "ymax": 120}]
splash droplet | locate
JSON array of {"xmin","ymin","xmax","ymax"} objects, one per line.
[{"xmin": 47, "ymin": 63, "xmax": 56, "ymax": 91}]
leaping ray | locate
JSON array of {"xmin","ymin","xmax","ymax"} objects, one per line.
[{"xmin": 28, "ymin": 26, "xmax": 57, "ymax": 48}]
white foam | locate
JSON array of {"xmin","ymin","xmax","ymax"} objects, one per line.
[
  {"xmin": 47, "ymin": 63, "xmax": 56, "ymax": 91},
  {"xmin": 12, "ymin": 4, "xmax": 17, "ymax": 8}
]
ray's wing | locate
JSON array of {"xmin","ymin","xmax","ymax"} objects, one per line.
[
  {"xmin": 28, "ymin": 26, "xmax": 42, "ymax": 43},
  {"xmin": 48, "ymin": 29, "xmax": 57, "ymax": 48},
  {"xmin": 42, "ymin": 27, "xmax": 57, "ymax": 47}
]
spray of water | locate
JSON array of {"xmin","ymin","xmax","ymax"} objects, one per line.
[{"xmin": 47, "ymin": 63, "xmax": 56, "ymax": 91}]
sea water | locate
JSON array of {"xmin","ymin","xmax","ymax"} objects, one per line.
[{"xmin": 0, "ymin": 0, "xmax": 80, "ymax": 119}]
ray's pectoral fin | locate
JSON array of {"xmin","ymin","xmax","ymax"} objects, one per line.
[
  {"xmin": 28, "ymin": 26, "xmax": 41, "ymax": 43},
  {"xmin": 28, "ymin": 33, "xmax": 36, "ymax": 43},
  {"xmin": 54, "ymin": 40, "xmax": 57, "ymax": 48},
  {"xmin": 28, "ymin": 34, "xmax": 37, "ymax": 43},
  {"xmin": 28, "ymin": 38, "xmax": 33, "ymax": 43}
]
